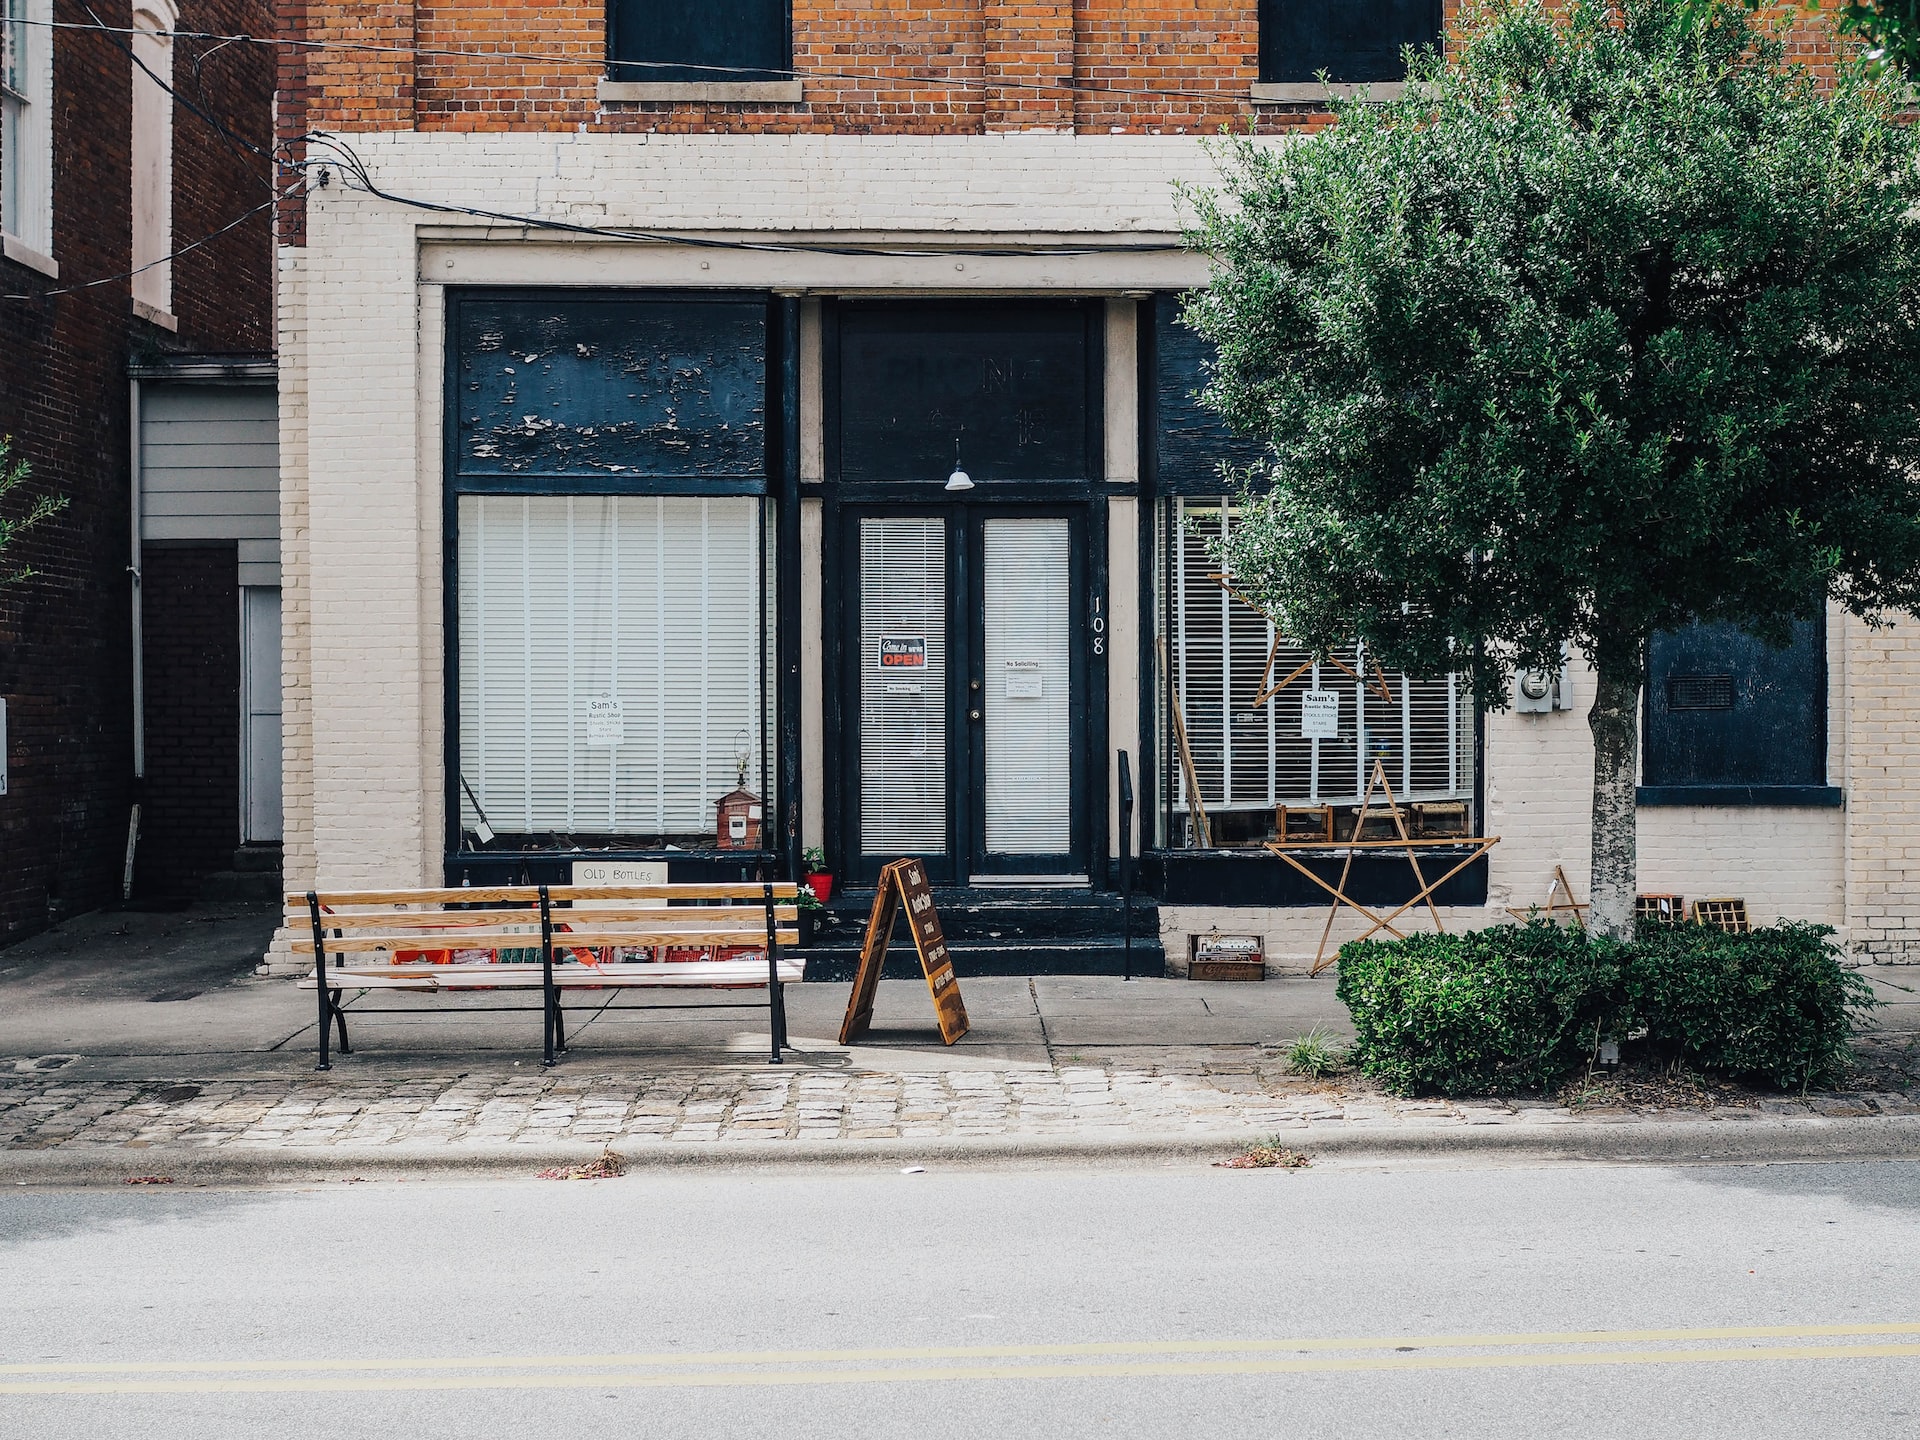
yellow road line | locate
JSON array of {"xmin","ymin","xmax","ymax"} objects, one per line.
[{"xmin": 2, "ymin": 1335, "xmax": 1919, "ymax": 1396}]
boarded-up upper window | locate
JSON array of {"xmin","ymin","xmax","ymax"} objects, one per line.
[
  {"xmin": 608, "ymin": 0, "xmax": 789, "ymax": 83},
  {"xmin": 831, "ymin": 301, "xmax": 1099, "ymax": 486},
  {"xmin": 453, "ymin": 294, "xmax": 768, "ymax": 489},
  {"xmin": 1259, "ymin": 0, "xmax": 1442, "ymax": 85},
  {"xmin": 1643, "ymin": 619, "xmax": 1826, "ymax": 789},
  {"xmin": 1152, "ymin": 296, "xmax": 1268, "ymax": 496}
]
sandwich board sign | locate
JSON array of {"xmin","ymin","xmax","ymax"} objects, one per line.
[{"xmin": 838, "ymin": 858, "xmax": 970, "ymax": 1046}]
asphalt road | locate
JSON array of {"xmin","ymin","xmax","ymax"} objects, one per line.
[{"xmin": 5, "ymin": 1156, "xmax": 1920, "ymax": 1438}]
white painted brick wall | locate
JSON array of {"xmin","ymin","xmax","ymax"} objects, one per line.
[{"xmin": 277, "ymin": 130, "xmax": 1920, "ymax": 970}]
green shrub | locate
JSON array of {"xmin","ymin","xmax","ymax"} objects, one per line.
[
  {"xmin": 1336, "ymin": 922, "xmax": 1625, "ymax": 1097},
  {"xmin": 1336, "ymin": 919, "xmax": 1877, "ymax": 1097},
  {"xmin": 1625, "ymin": 921, "xmax": 1873, "ymax": 1091}
]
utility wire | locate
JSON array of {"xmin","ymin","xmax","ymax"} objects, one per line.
[
  {"xmin": 82, "ymin": 2, "xmax": 282, "ymax": 185},
  {"xmin": 303, "ymin": 131, "xmax": 1191, "ymax": 258},
  {"xmin": 0, "ymin": 189, "xmax": 284, "ymax": 302},
  {"xmin": 18, "ymin": 15, "xmax": 1283, "ymax": 107}
]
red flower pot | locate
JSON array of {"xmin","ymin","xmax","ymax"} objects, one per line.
[{"xmin": 806, "ymin": 872, "xmax": 835, "ymax": 904}]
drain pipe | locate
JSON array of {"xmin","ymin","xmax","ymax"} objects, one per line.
[
  {"xmin": 123, "ymin": 376, "xmax": 144, "ymax": 901},
  {"xmin": 1118, "ymin": 750, "xmax": 1134, "ymax": 981}
]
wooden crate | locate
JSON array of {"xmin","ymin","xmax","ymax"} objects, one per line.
[
  {"xmin": 1636, "ymin": 893, "xmax": 1686, "ymax": 923},
  {"xmin": 1690, "ymin": 898, "xmax": 1750, "ymax": 934},
  {"xmin": 1276, "ymin": 803, "xmax": 1334, "ymax": 844},
  {"xmin": 1189, "ymin": 933, "xmax": 1265, "ymax": 982},
  {"xmin": 1410, "ymin": 801, "xmax": 1470, "ymax": 839}
]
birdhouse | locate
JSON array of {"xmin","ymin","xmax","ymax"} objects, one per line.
[{"xmin": 716, "ymin": 786, "xmax": 763, "ymax": 850}]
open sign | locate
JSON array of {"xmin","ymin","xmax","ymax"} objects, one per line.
[{"xmin": 878, "ymin": 637, "xmax": 927, "ymax": 670}]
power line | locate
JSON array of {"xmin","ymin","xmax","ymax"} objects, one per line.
[
  {"xmin": 0, "ymin": 190, "xmax": 283, "ymax": 302},
  {"xmin": 81, "ymin": 3, "xmax": 281, "ymax": 184},
  {"xmin": 304, "ymin": 131, "xmax": 1191, "ymax": 259},
  {"xmin": 19, "ymin": 15, "xmax": 1286, "ymax": 108}
]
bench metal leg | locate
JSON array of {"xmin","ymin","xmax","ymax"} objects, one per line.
[
  {"xmin": 553, "ymin": 999, "xmax": 568, "ymax": 1052},
  {"xmin": 309, "ymin": 891, "xmax": 333, "ymax": 1072},
  {"xmin": 764, "ymin": 880, "xmax": 783, "ymax": 1065},
  {"xmin": 539, "ymin": 884, "xmax": 559, "ymax": 1068},
  {"xmin": 330, "ymin": 989, "xmax": 351, "ymax": 1055}
]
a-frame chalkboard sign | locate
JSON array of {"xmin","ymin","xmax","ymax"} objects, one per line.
[{"xmin": 837, "ymin": 858, "xmax": 970, "ymax": 1046}]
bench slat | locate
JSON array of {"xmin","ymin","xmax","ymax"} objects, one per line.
[
  {"xmin": 288, "ymin": 883, "xmax": 799, "ymax": 909},
  {"xmin": 300, "ymin": 959, "xmax": 806, "ymax": 990},
  {"xmin": 296, "ymin": 904, "xmax": 797, "ymax": 929},
  {"xmin": 293, "ymin": 929, "xmax": 799, "ymax": 954}
]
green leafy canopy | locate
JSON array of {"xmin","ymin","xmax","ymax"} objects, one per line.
[{"xmin": 1182, "ymin": 0, "xmax": 1920, "ymax": 703}]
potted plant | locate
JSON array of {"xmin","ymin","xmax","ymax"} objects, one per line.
[
  {"xmin": 802, "ymin": 846, "xmax": 834, "ymax": 904},
  {"xmin": 794, "ymin": 880, "xmax": 823, "ymax": 946}
]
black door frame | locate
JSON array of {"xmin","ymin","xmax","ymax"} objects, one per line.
[
  {"xmin": 964, "ymin": 505, "xmax": 1089, "ymax": 879},
  {"xmin": 833, "ymin": 500, "xmax": 1092, "ymax": 887},
  {"xmin": 818, "ymin": 295, "xmax": 1112, "ymax": 891}
]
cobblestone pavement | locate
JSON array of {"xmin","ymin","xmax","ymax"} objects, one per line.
[{"xmin": 6, "ymin": 1052, "xmax": 1919, "ymax": 1154}]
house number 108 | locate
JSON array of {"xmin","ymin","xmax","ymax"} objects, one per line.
[{"xmin": 1090, "ymin": 596, "xmax": 1105, "ymax": 656}]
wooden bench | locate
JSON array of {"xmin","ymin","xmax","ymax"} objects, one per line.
[{"xmin": 290, "ymin": 883, "xmax": 800, "ymax": 1070}]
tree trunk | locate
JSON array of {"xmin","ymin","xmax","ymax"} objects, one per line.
[{"xmin": 1587, "ymin": 667, "xmax": 1640, "ymax": 940}]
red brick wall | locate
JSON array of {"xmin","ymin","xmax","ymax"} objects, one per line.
[
  {"xmin": 290, "ymin": 1, "xmax": 1850, "ymax": 140},
  {"xmin": 135, "ymin": 546, "xmax": 242, "ymax": 896},
  {"xmin": 0, "ymin": 0, "xmax": 274, "ymax": 944}
]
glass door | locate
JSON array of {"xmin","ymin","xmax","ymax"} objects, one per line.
[
  {"xmin": 970, "ymin": 515, "xmax": 1083, "ymax": 877},
  {"xmin": 844, "ymin": 506, "xmax": 1087, "ymax": 886},
  {"xmin": 854, "ymin": 514, "xmax": 955, "ymax": 881}
]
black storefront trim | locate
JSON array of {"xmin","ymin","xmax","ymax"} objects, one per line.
[
  {"xmin": 448, "ymin": 851, "xmax": 779, "ymax": 887},
  {"xmin": 1142, "ymin": 847, "xmax": 1490, "ymax": 908},
  {"xmin": 441, "ymin": 288, "xmax": 787, "ymax": 877},
  {"xmin": 1636, "ymin": 784, "xmax": 1844, "ymax": 808}
]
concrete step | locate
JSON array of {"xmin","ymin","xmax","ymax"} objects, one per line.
[
  {"xmin": 800, "ymin": 939, "xmax": 1166, "ymax": 982},
  {"xmin": 800, "ymin": 885, "xmax": 1163, "ymax": 978},
  {"xmin": 198, "ymin": 869, "xmax": 283, "ymax": 904}
]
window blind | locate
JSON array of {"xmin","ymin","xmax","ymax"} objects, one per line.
[
  {"xmin": 1167, "ymin": 498, "xmax": 1471, "ymax": 816},
  {"xmin": 456, "ymin": 495, "xmax": 772, "ymax": 847},
  {"xmin": 858, "ymin": 516, "xmax": 948, "ymax": 857},
  {"xmin": 982, "ymin": 517, "xmax": 1071, "ymax": 855}
]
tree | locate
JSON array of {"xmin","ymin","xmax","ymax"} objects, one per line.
[
  {"xmin": 0, "ymin": 436, "xmax": 65, "ymax": 585},
  {"xmin": 1183, "ymin": 0, "xmax": 1920, "ymax": 937}
]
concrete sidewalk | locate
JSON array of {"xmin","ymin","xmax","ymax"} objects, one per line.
[
  {"xmin": 0, "ymin": 902, "xmax": 1369, "ymax": 1079},
  {"xmin": 2, "ymin": 902, "xmax": 1917, "ymax": 1180}
]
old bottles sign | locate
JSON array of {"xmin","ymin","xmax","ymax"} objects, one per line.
[{"xmin": 838, "ymin": 858, "xmax": 970, "ymax": 1046}]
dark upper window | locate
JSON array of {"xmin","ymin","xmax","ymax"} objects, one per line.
[
  {"xmin": 1259, "ymin": 0, "xmax": 1442, "ymax": 85},
  {"xmin": 1641, "ymin": 618, "xmax": 1829, "ymax": 796},
  {"xmin": 608, "ymin": 0, "xmax": 790, "ymax": 84},
  {"xmin": 1151, "ymin": 295, "xmax": 1269, "ymax": 496},
  {"xmin": 829, "ymin": 301, "xmax": 1100, "ymax": 486},
  {"xmin": 453, "ymin": 293, "xmax": 769, "ymax": 490}
]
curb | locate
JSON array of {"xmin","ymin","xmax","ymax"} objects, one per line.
[{"xmin": 4, "ymin": 1114, "xmax": 1917, "ymax": 1187}]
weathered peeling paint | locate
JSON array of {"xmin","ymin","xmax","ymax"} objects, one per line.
[{"xmin": 456, "ymin": 297, "xmax": 767, "ymax": 480}]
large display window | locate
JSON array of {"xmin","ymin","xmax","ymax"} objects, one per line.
[
  {"xmin": 1158, "ymin": 497, "xmax": 1474, "ymax": 849},
  {"xmin": 455, "ymin": 495, "xmax": 773, "ymax": 851},
  {"xmin": 446, "ymin": 291, "xmax": 779, "ymax": 861}
]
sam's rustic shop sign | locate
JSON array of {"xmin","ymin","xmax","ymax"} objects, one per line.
[{"xmin": 838, "ymin": 858, "xmax": 970, "ymax": 1046}]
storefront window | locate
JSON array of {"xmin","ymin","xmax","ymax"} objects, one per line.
[
  {"xmin": 456, "ymin": 494, "xmax": 773, "ymax": 851},
  {"xmin": 1159, "ymin": 498, "xmax": 1474, "ymax": 848},
  {"xmin": 448, "ymin": 291, "xmax": 778, "ymax": 858}
]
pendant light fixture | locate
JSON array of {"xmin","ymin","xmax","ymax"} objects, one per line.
[{"xmin": 944, "ymin": 437, "xmax": 974, "ymax": 492}]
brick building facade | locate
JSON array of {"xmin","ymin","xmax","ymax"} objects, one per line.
[
  {"xmin": 0, "ymin": 0, "xmax": 276, "ymax": 943},
  {"xmin": 271, "ymin": 1, "xmax": 1916, "ymax": 973}
]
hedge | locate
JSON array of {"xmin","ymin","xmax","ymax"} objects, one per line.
[{"xmin": 1336, "ymin": 920, "xmax": 1872, "ymax": 1097}]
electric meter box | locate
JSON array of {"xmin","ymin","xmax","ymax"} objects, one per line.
[{"xmin": 1513, "ymin": 648, "xmax": 1574, "ymax": 713}]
